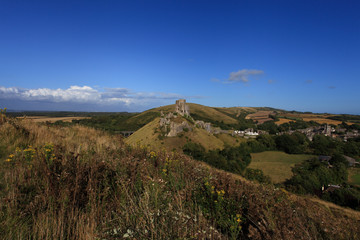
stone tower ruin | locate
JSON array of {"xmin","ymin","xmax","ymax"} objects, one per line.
[{"xmin": 175, "ymin": 99, "xmax": 190, "ymax": 116}]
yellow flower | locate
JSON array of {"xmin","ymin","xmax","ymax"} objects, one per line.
[
  {"xmin": 5, "ymin": 159, "xmax": 11, "ymax": 162},
  {"xmin": 236, "ymin": 218, "xmax": 242, "ymax": 223},
  {"xmin": 162, "ymin": 169, "xmax": 167, "ymax": 173},
  {"xmin": 150, "ymin": 151, "xmax": 157, "ymax": 158},
  {"xmin": 9, "ymin": 154, "xmax": 14, "ymax": 158}
]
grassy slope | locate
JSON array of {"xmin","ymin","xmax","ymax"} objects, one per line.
[
  {"xmin": 187, "ymin": 103, "xmax": 239, "ymax": 124},
  {"xmin": 249, "ymin": 151, "xmax": 315, "ymax": 183},
  {"xmin": 1, "ymin": 115, "xmax": 360, "ymax": 239},
  {"xmin": 125, "ymin": 117, "xmax": 229, "ymax": 152},
  {"xmin": 124, "ymin": 117, "xmax": 162, "ymax": 149}
]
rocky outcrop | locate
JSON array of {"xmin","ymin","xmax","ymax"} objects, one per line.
[
  {"xmin": 159, "ymin": 109, "xmax": 192, "ymax": 137},
  {"xmin": 167, "ymin": 121, "xmax": 192, "ymax": 137},
  {"xmin": 195, "ymin": 120, "xmax": 212, "ymax": 133}
]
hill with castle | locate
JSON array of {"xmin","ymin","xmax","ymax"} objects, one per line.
[{"xmin": 125, "ymin": 99, "xmax": 360, "ymax": 152}]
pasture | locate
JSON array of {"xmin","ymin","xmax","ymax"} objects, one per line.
[
  {"xmin": 249, "ymin": 151, "xmax": 314, "ymax": 183},
  {"xmin": 276, "ymin": 113, "xmax": 352, "ymax": 126}
]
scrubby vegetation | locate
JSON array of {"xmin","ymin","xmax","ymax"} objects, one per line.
[
  {"xmin": 73, "ymin": 111, "xmax": 160, "ymax": 132},
  {"xmin": 183, "ymin": 132, "xmax": 360, "ymax": 210},
  {"xmin": 1, "ymin": 110, "xmax": 360, "ymax": 239},
  {"xmin": 327, "ymin": 114, "xmax": 360, "ymax": 124},
  {"xmin": 284, "ymin": 155, "xmax": 360, "ymax": 210}
]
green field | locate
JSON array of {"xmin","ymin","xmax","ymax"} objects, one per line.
[
  {"xmin": 348, "ymin": 168, "xmax": 360, "ymax": 186},
  {"xmin": 249, "ymin": 151, "xmax": 315, "ymax": 183}
]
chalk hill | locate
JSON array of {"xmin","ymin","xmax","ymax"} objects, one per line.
[{"xmin": 125, "ymin": 102, "xmax": 254, "ymax": 151}]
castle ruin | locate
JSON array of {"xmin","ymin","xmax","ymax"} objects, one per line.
[{"xmin": 175, "ymin": 99, "xmax": 190, "ymax": 116}]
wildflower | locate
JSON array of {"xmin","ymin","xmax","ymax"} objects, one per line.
[
  {"xmin": 9, "ymin": 154, "xmax": 14, "ymax": 158},
  {"xmin": 217, "ymin": 190, "xmax": 225, "ymax": 196},
  {"xmin": 150, "ymin": 151, "xmax": 157, "ymax": 158},
  {"xmin": 162, "ymin": 169, "xmax": 167, "ymax": 173},
  {"xmin": 5, "ymin": 159, "xmax": 11, "ymax": 162}
]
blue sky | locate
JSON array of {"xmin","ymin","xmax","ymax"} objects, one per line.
[{"xmin": 0, "ymin": 0, "xmax": 359, "ymax": 113}]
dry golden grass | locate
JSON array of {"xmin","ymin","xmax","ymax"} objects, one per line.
[
  {"xmin": 306, "ymin": 196, "xmax": 360, "ymax": 221},
  {"xmin": 278, "ymin": 113, "xmax": 354, "ymax": 125},
  {"xmin": 188, "ymin": 103, "xmax": 238, "ymax": 124},
  {"xmin": 245, "ymin": 111, "xmax": 273, "ymax": 119},
  {"xmin": 188, "ymin": 127, "xmax": 224, "ymax": 150},
  {"xmin": 17, "ymin": 116, "xmax": 90, "ymax": 123},
  {"xmin": 2, "ymin": 114, "xmax": 360, "ymax": 239},
  {"xmin": 275, "ymin": 118, "xmax": 294, "ymax": 125},
  {"xmin": 125, "ymin": 118, "xmax": 162, "ymax": 149},
  {"xmin": 301, "ymin": 117, "xmax": 343, "ymax": 125}
]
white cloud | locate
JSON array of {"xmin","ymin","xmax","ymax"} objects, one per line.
[
  {"xmin": 228, "ymin": 69, "xmax": 264, "ymax": 83},
  {"xmin": 0, "ymin": 85, "xmax": 188, "ymax": 111}
]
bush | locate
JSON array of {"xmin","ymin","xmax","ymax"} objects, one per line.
[{"xmin": 244, "ymin": 168, "xmax": 271, "ymax": 184}]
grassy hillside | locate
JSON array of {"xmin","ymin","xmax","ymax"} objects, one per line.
[
  {"xmin": 249, "ymin": 151, "xmax": 315, "ymax": 183},
  {"xmin": 1, "ymin": 111, "xmax": 360, "ymax": 239},
  {"xmin": 188, "ymin": 103, "xmax": 239, "ymax": 125},
  {"xmin": 125, "ymin": 117, "xmax": 244, "ymax": 152}
]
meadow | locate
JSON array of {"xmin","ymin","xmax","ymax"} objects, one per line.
[{"xmin": 249, "ymin": 151, "xmax": 315, "ymax": 183}]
